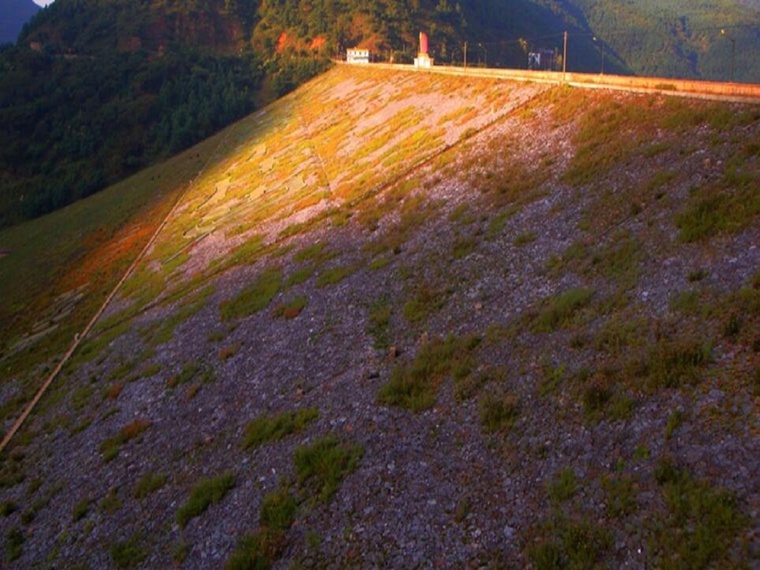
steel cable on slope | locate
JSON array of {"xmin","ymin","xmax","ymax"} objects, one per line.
[{"xmin": 0, "ymin": 131, "xmax": 233, "ymax": 455}]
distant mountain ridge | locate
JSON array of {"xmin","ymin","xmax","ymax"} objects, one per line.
[{"xmin": 0, "ymin": 0, "xmax": 40, "ymax": 45}]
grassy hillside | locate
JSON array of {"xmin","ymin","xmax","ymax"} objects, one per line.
[{"xmin": 1, "ymin": 65, "xmax": 759, "ymax": 568}]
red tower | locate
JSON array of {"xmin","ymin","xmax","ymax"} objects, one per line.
[{"xmin": 419, "ymin": 32, "xmax": 429, "ymax": 56}]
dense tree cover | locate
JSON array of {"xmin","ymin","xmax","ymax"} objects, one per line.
[{"xmin": 1, "ymin": 0, "xmax": 758, "ymax": 227}]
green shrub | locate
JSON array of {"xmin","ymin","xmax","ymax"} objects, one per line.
[
  {"xmin": 242, "ymin": 408, "xmax": 319, "ymax": 450},
  {"xmin": 176, "ymin": 472, "xmax": 236, "ymax": 528}
]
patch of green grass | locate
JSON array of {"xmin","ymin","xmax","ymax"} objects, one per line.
[
  {"xmin": 670, "ymin": 290, "xmax": 701, "ymax": 315},
  {"xmin": 133, "ymin": 472, "xmax": 168, "ymax": 500},
  {"xmin": 527, "ymin": 514, "xmax": 612, "ymax": 570},
  {"xmin": 378, "ymin": 334, "xmax": 481, "ymax": 412},
  {"xmin": 294, "ymin": 436, "xmax": 363, "ymax": 503},
  {"xmin": 225, "ymin": 529, "xmax": 284, "ymax": 570},
  {"xmin": 448, "ymin": 203, "xmax": 476, "ymax": 225},
  {"xmin": 110, "ymin": 534, "xmax": 147, "ymax": 569},
  {"xmin": 403, "ymin": 283, "xmax": 446, "ymax": 324},
  {"xmin": 242, "ymin": 407, "xmax": 319, "ymax": 451},
  {"xmin": 220, "ymin": 266, "xmax": 283, "ymax": 321},
  {"xmin": 0, "ymin": 500, "xmax": 17, "ymax": 517},
  {"xmin": 259, "ymin": 486, "xmax": 298, "ymax": 531},
  {"xmin": 293, "ymin": 242, "xmax": 335, "ymax": 265},
  {"xmin": 452, "ymin": 235, "xmax": 478, "ymax": 259},
  {"xmin": 100, "ymin": 489, "xmax": 122, "ymax": 514},
  {"xmin": 72, "ymin": 497, "xmax": 90, "ymax": 522},
  {"xmin": 6, "ymin": 527, "xmax": 24, "ymax": 562},
  {"xmin": 580, "ymin": 374, "xmax": 612, "ymax": 418},
  {"xmin": 221, "ymin": 234, "xmax": 268, "ymax": 269},
  {"xmin": 100, "ymin": 419, "xmax": 151, "ymax": 462},
  {"xmin": 150, "ymin": 289, "xmax": 213, "ymax": 346},
  {"xmin": 514, "ymin": 231, "xmax": 537, "ymax": 246},
  {"xmin": 176, "ymin": 472, "xmax": 236, "ymax": 529},
  {"xmin": 315, "ymin": 264, "xmax": 356, "ymax": 288},
  {"xmin": 167, "ymin": 361, "xmax": 215, "ymax": 389},
  {"xmin": 479, "ymin": 391, "xmax": 520, "ymax": 433},
  {"xmin": 272, "ymin": 295, "xmax": 308, "ymax": 319},
  {"xmin": 594, "ymin": 315, "xmax": 647, "ymax": 355},
  {"xmin": 455, "ymin": 367, "xmax": 505, "ymax": 402},
  {"xmin": 367, "ymin": 297, "xmax": 392, "ymax": 350},
  {"xmin": 538, "ymin": 360, "xmax": 567, "ymax": 398},
  {"xmin": 643, "ymin": 336, "xmax": 712, "ymax": 390},
  {"xmin": 650, "ymin": 458, "xmax": 748, "ymax": 568},
  {"xmin": 485, "ymin": 208, "xmax": 518, "ymax": 239},
  {"xmin": 530, "ymin": 289, "xmax": 595, "ymax": 333},
  {"xmin": 601, "ymin": 474, "xmax": 638, "ymax": 517},
  {"xmin": 284, "ymin": 266, "xmax": 313, "ymax": 288},
  {"xmin": 676, "ymin": 166, "xmax": 760, "ymax": 242},
  {"xmin": 665, "ymin": 410, "xmax": 684, "ymax": 440},
  {"xmin": 548, "ymin": 468, "xmax": 578, "ymax": 505}
]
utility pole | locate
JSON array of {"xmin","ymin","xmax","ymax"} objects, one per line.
[
  {"xmin": 464, "ymin": 41, "xmax": 467, "ymax": 68},
  {"xmin": 563, "ymin": 31, "xmax": 568, "ymax": 83},
  {"xmin": 721, "ymin": 29, "xmax": 736, "ymax": 83}
]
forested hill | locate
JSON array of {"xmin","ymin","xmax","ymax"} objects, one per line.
[
  {"xmin": 0, "ymin": 0, "xmax": 40, "ymax": 45},
  {"xmin": 1, "ymin": 0, "xmax": 759, "ymax": 229}
]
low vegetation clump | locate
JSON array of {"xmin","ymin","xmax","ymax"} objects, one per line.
[
  {"xmin": 272, "ymin": 295, "xmax": 308, "ymax": 319},
  {"xmin": 176, "ymin": 472, "xmax": 236, "ymax": 528},
  {"xmin": 133, "ymin": 472, "xmax": 168, "ymax": 500},
  {"xmin": 650, "ymin": 458, "xmax": 748, "ymax": 568},
  {"xmin": 242, "ymin": 407, "xmax": 319, "ymax": 451},
  {"xmin": 367, "ymin": 297, "xmax": 392, "ymax": 350},
  {"xmin": 110, "ymin": 534, "xmax": 147, "ymax": 569},
  {"xmin": 220, "ymin": 266, "xmax": 283, "ymax": 321},
  {"xmin": 643, "ymin": 336, "xmax": 712, "ymax": 390},
  {"xmin": 315, "ymin": 264, "xmax": 356, "ymax": 288},
  {"xmin": 100, "ymin": 419, "xmax": 152, "ymax": 462},
  {"xmin": 167, "ymin": 361, "xmax": 215, "ymax": 389},
  {"xmin": 527, "ymin": 515, "xmax": 613, "ymax": 569},
  {"xmin": 259, "ymin": 486, "xmax": 299, "ymax": 532},
  {"xmin": 403, "ymin": 283, "xmax": 447, "ymax": 324},
  {"xmin": 294, "ymin": 436, "xmax": 363, "ymax": 503},
  {"xmin": 530, "ymin": 288, "xmax": 595, "ymax": 333},
  {"xmin": 479, "ymin": 390, "xmax": 520, "ymax": 433},
  {"xmin": 6, "ymin": 527, "xmax": 24, "ymax": 562},
  {"xmin": 548, "ymin": 468, "xmax": 578, "ymax": 505},
  {"xmin": 378, "ymin": 334, "xmax": 481, "ymax": 412}
]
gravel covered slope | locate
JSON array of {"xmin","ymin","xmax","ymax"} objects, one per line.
[{"xmin": 2, "ymin": 66, "xmax": 760, "ymax": 568}]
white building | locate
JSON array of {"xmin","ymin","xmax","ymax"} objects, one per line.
[{"xmin": 346, "ymin": 49, "xmax": 370, "ymax": 64}]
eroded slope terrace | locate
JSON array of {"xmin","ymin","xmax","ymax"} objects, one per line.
[{"xmin": 1, "ymin": 65, "xmax": 760, "ymax": 568}]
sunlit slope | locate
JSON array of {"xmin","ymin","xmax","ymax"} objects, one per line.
[
  {"xmin": 143, "ymin": 65, "xmax": 548, "ymax": 283},
  {"xmin": 1, "ymin": 63, "xmax": 760, "ymax": 569}
]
